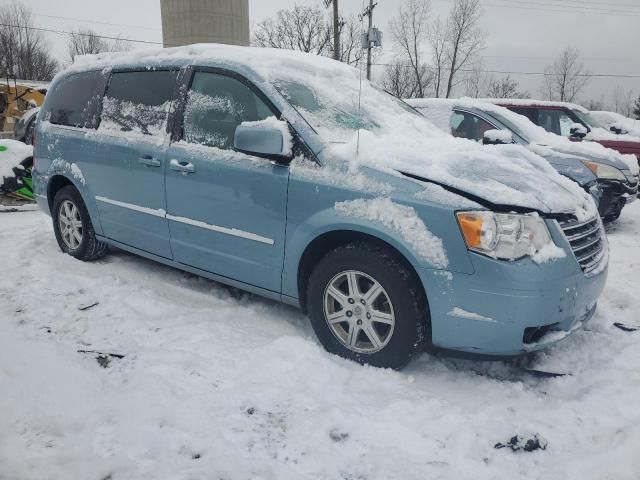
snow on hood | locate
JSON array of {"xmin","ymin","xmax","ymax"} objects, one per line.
[
  {"xmin": 71, "ymin": 44, "xmax": 595, "ymax": 217},
  {"xmin": 591, "ymin": 111, "xmax": 640, "ymax": 138},
  {"xmin": 408, "ymin": 98, "xmax": 637, "ymax": 174},
  {"xmin": 585, "ymin": 127, "xmax": 640, "ymax": 145},
  {"xmin": 0, "ymin": 139, "xmax": 33, "ymax": 179}
]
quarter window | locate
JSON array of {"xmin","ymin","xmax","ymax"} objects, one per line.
[
  {"xmin": 538, "ymin": 109, "xmax": 576, "ymax": 137},
  {"xmin": 182, "ymin": 72, "xmax": 274, "ymax": 149},
  {"xmin": 42, "ymin": 71, "xmax": 104, "ymax": 128},
  {"xmin": 99, "ymin": 70, "xmax": 178, "ymax": 136}
]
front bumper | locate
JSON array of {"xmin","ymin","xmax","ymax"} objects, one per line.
[
  {"xmin": 417, "ymin": 232, "xmax": 608, "ymax": 357},
  {"xmin": 598, "ymin": 178, "xmax": 638, "ymax": 218}
]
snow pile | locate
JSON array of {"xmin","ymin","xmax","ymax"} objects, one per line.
[
  {"xmin": 531, "ymin": 241, "xmax": 567, "ymax": 264},
  {"xmin": 334, "ymin": 197, "xmax": 448, "ymax": 268},
  {"xmin": 483, "ymin": 129, "xmax": 513, "ymax": 143},
  {"xmin": 68, "ymin": 44, "xmax": 593, "ymax": 218},
  {"xmin": 0, "ymin": 139, "xmax": 32, "ymax": 179},
  {"xmin": 447, "ymin": 307, "xmax": 496, "ymax": 323},
  {"xmin": 240, "ymin": 116, "xmax": 293, "ymax": 156}
]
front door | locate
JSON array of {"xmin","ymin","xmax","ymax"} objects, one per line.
[
  {"xmin": 165, "ymin": 70, "xmax": 289, "ymax": 292},
  {"xmin": 92, "ymin": 70, "xmax": 178, "ymax": 259}
]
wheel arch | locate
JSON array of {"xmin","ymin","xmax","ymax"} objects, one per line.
[
  {"xmin": 46, "ymin": 173, "xmax": 103, "ymax": 236},
  {"xmin": 296, "ymin": 229, "xmax": 428, "ymax": 318}
]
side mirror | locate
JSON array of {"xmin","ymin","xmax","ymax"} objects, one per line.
[
  {"xmin": 569, "ymin": 123, "xmax": 587, "ymax": 139},
  {"xmin": 483, "ymin": 129, "xmax": 513, "ymax": 145},
  {"xmin": 609, "ymin": 124, "xmax": 626, "ymax": 135},
  {"xmin": 234, "ymin": 119, "xmax": 292, "ymax": 164}
]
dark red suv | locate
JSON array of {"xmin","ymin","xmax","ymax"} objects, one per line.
[{"xmin": 494, "ymin": 100, "xmax": 640, "ymax": 165}]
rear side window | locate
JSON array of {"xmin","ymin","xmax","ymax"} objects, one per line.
[
  {"xmin": 99, "ymin": 70, "xmax": 178, "ymax": 136},
  {"xmin": 42, "ymin": 71, "xmax": 104, "ymax": 128}
]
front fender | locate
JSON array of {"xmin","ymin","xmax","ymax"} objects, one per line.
[{"xmin": 281, "ymin": 202, "xmax": 473, "ymax": 300}]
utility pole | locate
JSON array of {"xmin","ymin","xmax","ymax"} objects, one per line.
[
  {"xmin": 324, "ymin": 0, "xmax": 341, "ymax": 61},
  {"xmin": 332, "ymin": 0, "xmax": 340, "ymax": 60},
  {"xmin": 362, "ymin": 0, "xmax": 377, "ymax": 81}
]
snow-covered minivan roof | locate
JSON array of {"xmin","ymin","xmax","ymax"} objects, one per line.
[{"xmin": 59, "ymin": 44, "xmax": 596, "ymax": 218}]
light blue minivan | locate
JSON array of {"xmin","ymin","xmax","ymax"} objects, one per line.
[{"xmin": 33, "ymin": 45, "xmax": 608, "ymax": 368}]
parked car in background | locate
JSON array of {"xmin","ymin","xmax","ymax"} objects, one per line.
[
  {"xmin": 34, "ymin": 45, "xmax": 607, "ymax": 367},
  {"xmin": 492, "ymin": 99, "xmax": 640, "ymax": 164},
  {"xmin": 589, "ymin": 110, "xmax": 640, "ymax": 138},
  {"xmin": 14, "ymin": 107, "xmax": 40, "ymax": 145},
  {"xmin": 406, "ymin": 98, "xmax": 638, "ymax": 221}
]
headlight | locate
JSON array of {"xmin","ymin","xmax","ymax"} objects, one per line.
[
  {"xmin": 582, "ymin": 161, "xmax": 626, "ymax": 181},
  {"xmin": 456, "ymin": 211, "xmax": 553, "ymax": 261}
]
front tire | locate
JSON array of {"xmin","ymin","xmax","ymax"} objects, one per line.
[
  {"xmin": 307, "ymin": 242, "xmax": 429, "ymax": 369},
  {"xmin": 52, "ymin": 186, "xmax": 106, "ymax": 261}
]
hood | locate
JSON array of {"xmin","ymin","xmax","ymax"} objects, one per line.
[
  {"xmin": 325, "ymin": 132, "xmax": 598, "ymax": 221},
  {"xmin": 528, "ymin": 145, "xmax": 597, "ymax": 187}
]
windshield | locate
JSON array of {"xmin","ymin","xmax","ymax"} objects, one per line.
[
  {"xmin": 573, "ymin": 110, "xmax": 607, "ymax": 129},
  {"xmin": 273, "ymin": 76, "xmax": 431, "ymax": 143}
]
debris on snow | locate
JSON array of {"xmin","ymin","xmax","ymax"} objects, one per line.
[
  {"xmin": 78, "ymin": 301, "xmax": 99, "ymax": 311},
  {"xmin": 614, "ymin": 322, "xmax": 639, "ymax": 333},
  {"xmin": 494, "ymin": 434, "xmax": 548, "ymax": 452}
]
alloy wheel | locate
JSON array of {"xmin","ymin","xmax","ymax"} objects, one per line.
[
  {"xmin": 58, "ymin": 200, "xmax": 83, "ymax": 250},
  {"xmin": 323, "ymin": 270, "xmax": 395, "ymax": 354}
]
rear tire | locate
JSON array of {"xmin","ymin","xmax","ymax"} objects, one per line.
[
  {"xmin": 52, "ymin": 185, "xmax": 106, "ymax": 261},
  {"xmin": 306, "ymin": 242, "xmax": 429, "ymax": 369}
]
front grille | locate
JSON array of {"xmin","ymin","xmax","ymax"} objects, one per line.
[{"xmin": 559, "ymin": 217, "xmax": 606, "ymax": 274}]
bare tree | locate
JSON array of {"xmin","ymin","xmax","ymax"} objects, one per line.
[
  {"xmin": 382, "ymin": 59, "xmax": 432, "ymax": 99},
  {"xmin": 633, "ymin": 95, "xmax": 640, "ymax": 120},
  {"xmin": 428, "ymin": 17, "xmax": 448, "ymax": 98},
  {"xmin": 585, "ymin": 98, "xmax": 604, "ymax": 111},
  {"xmin": 67, "ymin": 29, "xmax": 108, "ymax": 62},
  {"xmin": 334, "ymin": 15, "xmax": 365, "ymax": 66},
  {"xmin": 542, "ymin": 46, "xmax": 590, "ymax": 102},
  {"xmin": 67, "ymin": 28, "xmax": 132, "ymax": 63},
  {"xmin": 0, "ymin": 1, "xmax": 57, "ymax": 81},
  {"xmin": 388, "ymin": 0, "xmax": 432, "ymax": 98},
  {"xmin": 252, "ymin": 6, "xmax": 332, "ymax": 55},
  {"xmin": 444, "ymin": 0, "xmax": 485, "ymax": 98},
  {"xmin": 462, "ymin": 62, "xmax": 490, "ymax": 98},
  {"xmin": 486, "ymin": 74, "xmax": 529, "ymax": 99}
]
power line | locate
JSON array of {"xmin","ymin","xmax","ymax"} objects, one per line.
[
  {"xmin": 507, "ymin": 0, "xmax": 640, "ymax": 14},
  {"xmin": 371, "ymin": 63, "xmax": 640, "ymax": 79},
  {"xmin": 480, "ymin": 0, "xmax": 640, "ymax": 17},
  {"xmin": 33, "ymin": 13, "xmax": 161, "ymax": 32},
  {"xmin": 0, "ymin": 22, "xmax": 162, "ymax": 46}
]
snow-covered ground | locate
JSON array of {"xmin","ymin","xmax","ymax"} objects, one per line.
[{"xmin": 1, "ymin": 204, "xmax": 639, "ymax": 480}]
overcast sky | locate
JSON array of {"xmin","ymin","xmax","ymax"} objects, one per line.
[{"xmin": 10, "ymin": 0, "xmax": 640, "ymax": 107}]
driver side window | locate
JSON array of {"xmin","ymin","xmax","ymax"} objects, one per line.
[
  {"xmin": 182, "ymin": 72, "xmax": 274, "ymax": 149},
  {"xmin": 450, "ymin": 111, "xmax": 495, "ymax": 142}
]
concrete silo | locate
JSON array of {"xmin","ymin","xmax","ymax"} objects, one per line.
[{"xmin": 160, "ymin": 0, "xmax": 250, "ymax": 48}]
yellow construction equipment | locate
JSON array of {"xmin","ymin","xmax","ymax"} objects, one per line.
[{"xmin": 0, "ymin": 80, "xmax": 47, "ymax": 136}]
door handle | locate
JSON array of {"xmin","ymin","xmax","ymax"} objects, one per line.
[
  {"xmin": 169, "ymin": 159, "xmax": 196, "ymax": 174},
  {"xmin": 139, "ymin": 155, "xmax": 161, "ymax": 167}
]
